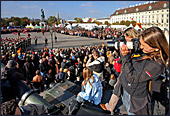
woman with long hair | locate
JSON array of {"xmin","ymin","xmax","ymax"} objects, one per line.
[
  {"xmin": 77, "ymin": 67, "xmax": 103, "ymax": 105},
  {"xmin": 101, "ymin": 27, "xmax": 169, "ymax": 115}
]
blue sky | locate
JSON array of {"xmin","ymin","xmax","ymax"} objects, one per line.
[{"xmin": 2, "ymin": 1, "xmax": 145, "ymax": 20}]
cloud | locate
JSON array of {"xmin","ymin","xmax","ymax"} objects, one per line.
[
  {"xmin": 88, "ymin": 9, "xmax": 100, "ymax": 14},
  {"xmin": 121, "ymin": 1, "xmax": 128, "ymax": 5},
  {"xmin": 48, "ymin": 3, "xmax": 54, "ymax": 6},
  {"xmin": 80, "ymin": 2, "xmax": 93, "ymax": 7},
  {"xmin": 21, "ymin": 5, "xmax": 39, "ymax": 9}
]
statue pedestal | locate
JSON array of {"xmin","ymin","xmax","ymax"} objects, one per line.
[{"xmin": 39, "ymin": 22, "xmax": 46, "ymax": 29}]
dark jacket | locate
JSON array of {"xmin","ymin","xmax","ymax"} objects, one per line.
[{"xmin": 114, "ymin": 53, "xmax": 164, "ymax": 114}]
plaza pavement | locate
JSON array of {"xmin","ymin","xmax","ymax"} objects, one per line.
[{"xmin": 1, "ymin": 32, "xmax": 111, "ymax": 51}]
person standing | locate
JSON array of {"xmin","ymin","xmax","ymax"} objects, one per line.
[
  {"xmin": 86, "ymin": 50, "xmax": 105, "ymax": 87},
  {"xmin": 45, "ymin": 37, "xmax": 48, "ymax": 46},
  {"xmin": 54, "ymin": 36, "xmax": 57, "ymax": 43},
  {"xmin": 101, "ymin": 27, "xmax": 169, "ymax": 115},
  {"xmin": 23, "ymin": 57, "xmax": 35, "ymax": 82},
  {"xmin": 34, "ymin": 36, "xmax": 37, "ymax": 45}
]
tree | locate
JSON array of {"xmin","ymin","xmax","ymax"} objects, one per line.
[
  {"xmin": 125, "ymin": 20, "xmax": 130, "ymax": 26},
  {"xmin": 96, "ymin": 21, "xmax": 102, "ymax": 25},
  {"xmin": 131, "ymin": 21, "xmax": 136, "ymax": 27},
  {"xmin": 35, "ymin": 20, "xmax": 40, "ymax": 26},
  {"xmin": 6, "ymin": 18, "xmax": 12, "ymax": 26},
  {"xmin": 14, "ymin": 21, "xmax": 20, "ymax": 26},
  {"xmin": 120, "ymin": 20, "xmax": 125, "ymax": 25},
  {"xmin": 104, "ymin": 21, "xmax": 109, "ymax": 26},
  {"xmin": 20, "ymin": 20, "xmax": 27, "ymax": 26},
  {"xmin": 47, "ymin": 16, "xmax": 57, "ymax": 26},
  {"xmin": 112, "ymin": 21, "xmax": 119, "ymax": 25},
  {"xmin": 30, "ymin": 21, "xmax": 35, "ymax": 26},
  {"xmin": 1, "ymin": 18, "xmax": 7, "ymax": 27},
  {"xmin": 74, "ymin": 17, "xmax": 83, "ymax": 23}
]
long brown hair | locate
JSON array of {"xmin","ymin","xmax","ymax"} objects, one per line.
[
  {"xmin": 141, "ymin": 27, "xmax": 169, "ymax": 65},
  {"xmin": 83, "ymin": 67, "xmax": 95, "ymax": 88}
]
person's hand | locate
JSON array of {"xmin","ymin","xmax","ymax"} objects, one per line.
[
  {"xmin": 81, "ymin": 81, "xmax": 85, "ymax": 86},
  {"xmin": 106, "ymin": 62, "xmax": 109, "ymax": 67},
  {"xmin": 89, "ymin": 54, "xmax": 93, "ymax": 59},
  {"xmin": 120, "ymin": 44, "xmax": 129, "ymax": 56}
]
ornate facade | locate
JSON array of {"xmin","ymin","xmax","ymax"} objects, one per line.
[{"xmin": 110, "ymin": 1, "xmax": 169, "ymax": 30}]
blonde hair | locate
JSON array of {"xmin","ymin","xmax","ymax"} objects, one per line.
[
  {"xmin": 59, "ymin": 68, "xmax": 63, "ymax": 72},
  {"xmin": 83, "ymin": 67, "xmax": 94, "ymax": 87},
  {"xmin": 124, "ymin": 27, "xmax": 140, "ymax": 38}
]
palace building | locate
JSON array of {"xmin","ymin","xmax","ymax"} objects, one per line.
[{"xmin": 110, "ymin": 1, "xmax": 169, "ymax": 30}]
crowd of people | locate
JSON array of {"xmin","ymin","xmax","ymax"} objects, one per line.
[
  {"xmin": 1, "ymin": 26, "xmax": 169, "ymax": 115},
  {"xmin": 56, "ymin": 26, "xmax": 124, "ymax": 40}
]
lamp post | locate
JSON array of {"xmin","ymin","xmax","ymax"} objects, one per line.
[{"xmin": 49, "ymin": 27, "xmax": 53, "ymax": 50}]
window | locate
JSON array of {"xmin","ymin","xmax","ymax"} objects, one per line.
[
  {"xmin": 149, "ymin": 12, "xmax": 150, "ymax": 13},
  {"xmin": 136, "ymin": 8, "xmax": 139, "ymax": 12},
  {"xmin": 162, "ymin": 20, "xmax": 163, "ymax": 23},
  {"xmin": 162, "ymin": 10, "xmax": 164, "ymax": 12},
  {"xmin": 149, "ymin": 16, "xmax": 150, "ymax": 18},
  {"xmin": 157, "ymin": 11, "xmax": 159, "ymax": 13},
  {"xmin": 167, "ymin": 14, "xmax": 169, "ymax": 17},
  {"xmin": 167, "ymin": 10, "xmax": 169, "ymax": 12},
  {"xmin": 153, "ymin": 16, "xmax": 154, "ymax": 18},
  {"xmin": 149, "ymin": 5, "xmax": 152, "ymax": 10},
  {"xmin": 162, "ymin": 14, "xmax": 164, "ymax": 17},
  {"xmin": 167, "ymin": 19, "xmax": 168, "ymax": 23},
  {"xmin": 157, "ymin": 20, "xmax": 158, "ymax": 23},
  {"xmin": 164, "ymin": 3, "xmax": 167, "ymax": 8}
]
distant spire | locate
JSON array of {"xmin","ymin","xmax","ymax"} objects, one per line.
[{"xmin": 56, "ymin": 12, "xmax": 59, "ymax": 21}]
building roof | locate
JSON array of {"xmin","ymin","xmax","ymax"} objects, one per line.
[
  {"xmin": 96, "ymin": 18, "xmax": 110, "ymax": 20},
  {"xmin": 110, "ymin": 1, "xmax": 169, "ymax": 17}
]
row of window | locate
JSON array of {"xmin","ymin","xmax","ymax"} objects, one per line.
[
  {"xmin": 112, "ymin": 18, "xmax": 169, "ymax": 24},
  {"xmin": 116, "ymin": 9, "xmax": 169, "ymax": 17},
  {"xmin": 112, "ymin": 13, "xmax": 169, "ymax": 21},
  {"xmin": 116, "ymin": 12, "xmax": 169, "ymax": 18}
]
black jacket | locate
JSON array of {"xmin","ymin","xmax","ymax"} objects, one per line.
[{"xmin": 114, "ymin": 53, "xmax": 164, "ymax": 114}]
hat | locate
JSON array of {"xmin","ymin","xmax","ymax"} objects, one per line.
[
  {"xmin": 12, "ymin": 54, "xmax": 16, "ymax": 57},
  {"xmin": 7, "ymin": 60, "xmax": 17, "ymax": 68},
  {"xmin": 75, "ymin": 62, "xmax": 78, "ymax": 65}
]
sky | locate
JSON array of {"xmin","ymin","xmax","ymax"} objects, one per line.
[{"xmin": 2, "ymin": 1, "xmax": 145, "ymax": 20}]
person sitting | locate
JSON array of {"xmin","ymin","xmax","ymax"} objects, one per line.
[
  {"xmin": 32, "ymin": 70, "xmax": 44, "ymax": 93},
  {"xmin": 55, "ymin": 68, "xmax": 65, "ymax": 83},
  {"xmin": 76, "ymin": 67, "xmax": 103, "ymax": 105}
]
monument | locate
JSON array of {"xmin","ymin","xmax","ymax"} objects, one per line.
[{"xmin": 39, "ymin": 9, "xmax": 46, "ymax": 29}]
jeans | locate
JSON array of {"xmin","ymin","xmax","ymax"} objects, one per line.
[{"xmin": 121, "ymin": 88, "xmax": 135, "ymax": 115}]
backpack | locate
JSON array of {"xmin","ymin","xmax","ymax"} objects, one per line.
[
  {"xmin": 114, "ymin": 58, "xmax": 121, "ymax": 73},
  {"xmin": 148, "ymin": 69, "xmax": 169, "ymax": 115},
  {"xmin": 94, "ymin": 59, "xmax": 104, "ymax": 73}
]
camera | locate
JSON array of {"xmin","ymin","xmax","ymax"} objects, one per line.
[{"xmin": 107, "ymin": 36, "xmax": 141, "ymax": 53}]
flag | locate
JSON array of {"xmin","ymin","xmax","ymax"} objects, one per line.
[
  {"xmin": 12, "ymin": 32, "xmax": 17, "ymax": 35},
  {"xmin": 23, "ymin": 29, "xmax": 28, "ymax": 34}
]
